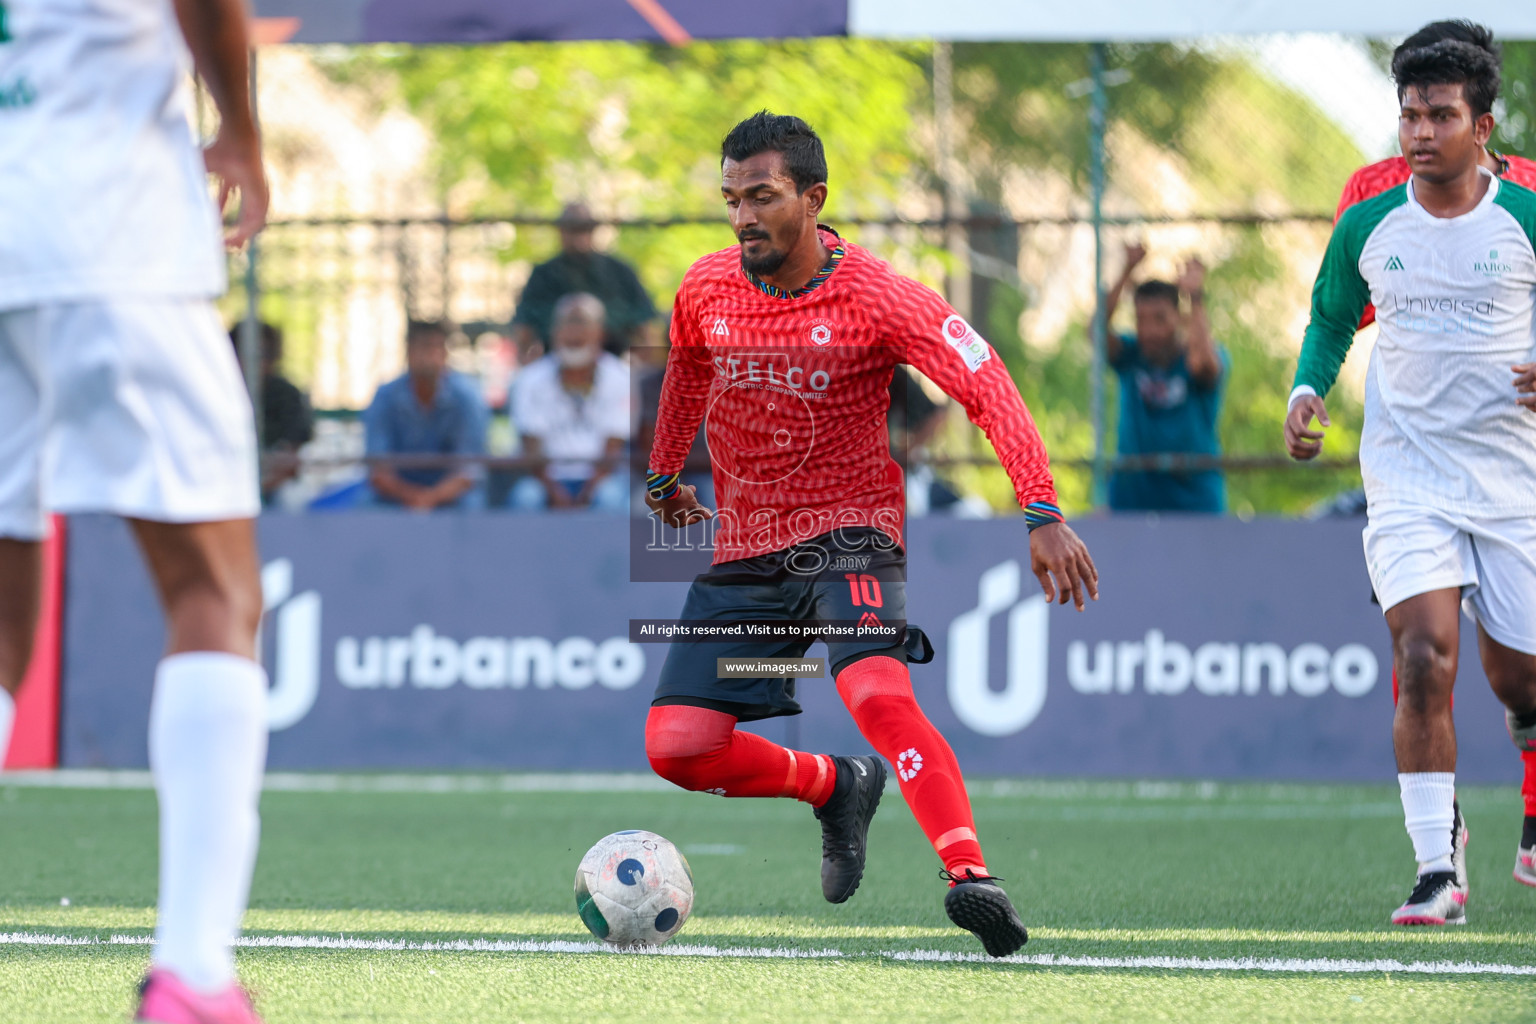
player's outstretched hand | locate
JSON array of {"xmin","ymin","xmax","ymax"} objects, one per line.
[
  {"xmin": 204, "ymin": 128, "xmax": 269, "ymax": 249},
  {"xmin": 646, "ymin": 484, "xmax": 715, "ymax": 528},
  {"xmin": 1284, "ymin": 394, "xmax": 1330, "ymax": 460},
  {"xmin": 1030, "ymin": 522, "xmax": 1099, "ymax": 612},
  {"xmin": 1514, "ymin": 362, "xmax": 1536, "ymax": 412}
]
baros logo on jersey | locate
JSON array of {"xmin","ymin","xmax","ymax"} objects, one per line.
[
  {"xmin": 810, "ymin": 324, "xmax": 832, "ymax": 345},
  {"xmin": 943, "ymin": 560, "xmax": 1380, "ymax": 738},
  {"xmin": 259, "ymin": 559, "xmax": 646, "ymax": 731},
  {"xmin": 1473, "ymin": 249, "xmax": 1514, "ymax": 277},
  {"xmin": 941, "ymin": 315, "xmax": 991, "ymax": 373}
]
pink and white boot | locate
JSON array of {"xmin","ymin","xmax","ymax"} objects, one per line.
[{"xmin": 134, "ymin": 970, "xmax": 262, "ymax": 1024}]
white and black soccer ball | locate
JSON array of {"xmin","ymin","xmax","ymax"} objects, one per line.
[{"xmin": 574, "ymin": 830, "xmax": 694, "ymax": 948}]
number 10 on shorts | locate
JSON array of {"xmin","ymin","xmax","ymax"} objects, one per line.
[{"xmin": 844, "ymin": 574, "xmax": 883, "ymax": 608}]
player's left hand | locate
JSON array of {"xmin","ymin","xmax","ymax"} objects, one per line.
[
  {"xmin": 1179, "ymin": 258, "xmax": 1206, "ymax": 296},
  {"xmin": 646, "ymin": 484, "xmax": 714, "ymax": 528},
  {"xmin": 1514, "ymin": 362, "xmax": 1536, "ymax": 411},
  {"xmin": 1029, "ymin": 522, "xmax": 1099, "ymax": 612},
  {"xmin": 204, "ymin": 128, "xmax": 269, "ymax": 249}
]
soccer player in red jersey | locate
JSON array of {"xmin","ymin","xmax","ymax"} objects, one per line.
[
  {"xmin": 642, "ymin": 112, "xmax": 1098, "ymax": 956},
  {"xmin": 1333, "ymin": 20, "xmax": 1536, "ymax": 889}
]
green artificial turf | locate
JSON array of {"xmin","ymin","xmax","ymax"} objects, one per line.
[{"xmin": 3, "ymin": 777, "xmax": 1535, "ymax": 1023}]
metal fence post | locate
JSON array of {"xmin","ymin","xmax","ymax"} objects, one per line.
[
  {"xmin": 238, "ymin": 48, "xmax": 263, "ymax": 458},
  {"xmin": 1088, "ymin": 41, "xmax": 1109, "ymax": 508}
]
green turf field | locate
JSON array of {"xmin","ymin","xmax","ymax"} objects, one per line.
[{"xmin": 3, "ymin": 774, "xmax": 1535, "ymax": 1023}]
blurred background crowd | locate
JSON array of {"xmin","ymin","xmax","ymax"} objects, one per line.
[{"xmin": 220, "ymin": 38, "xmax": 1536, "ymax": 519}]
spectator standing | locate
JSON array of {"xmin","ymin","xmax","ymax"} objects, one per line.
[
  {"xmin": 511, "ymin": 294, "xmax": 630, "ymax": 512},
  {"xmin": 511, "ymin": 203, "xmax": 657, "ymax": 358},
  {"xmin": 230, "ymin": 321, "xmax": 314, "ymax": 503},
  {"xmin": 365, "ymin": 320, "xmax": 488, "ymax": 511},
  {"xmin": 1097, "ymin": 244, "xmax": 1228, "ymax": 513}
]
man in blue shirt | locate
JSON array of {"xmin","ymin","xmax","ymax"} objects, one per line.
[
  {"xmin": 1098, "ymin": 244, "xmax": 1227, "ymax": 513},
  {"xmin": 365, "ymin": 320, "xmax": 489, "ymax": 510}
]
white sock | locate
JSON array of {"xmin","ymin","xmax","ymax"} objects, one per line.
[
  {"xmin": 1399, "ymin": 772, "xmax": 1456, "ymax": 875},
  {"xmin": 149, "ymin": 653, "xmax": 268, "ymax": 994},
  {"xmin": 0, "ymin": 688, "xmax": 13, "ymax": 766}
]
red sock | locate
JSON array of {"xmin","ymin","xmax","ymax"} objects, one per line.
[
  {"xmin": 1523, "ymin": 750, "xmax": 1536, "ymax": 818},
  {"xmin": 836, "ymin": 656, "xmax": 987, "ymax": 879},
  {"xmin": 645, "ymin": 705, "xmax": 837, "ymax": 805}
]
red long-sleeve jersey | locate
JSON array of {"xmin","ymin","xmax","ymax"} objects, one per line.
[
  {"xmin": 1336, "ymin": 151, "xmax": 1536, "ymax": 329},
  {"xmin": 650, "ymin": 227, "xmax": 1059, "ymax": 563}
]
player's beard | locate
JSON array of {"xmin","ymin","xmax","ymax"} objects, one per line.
[{"xmin": 739, "ymin": 237, "xmax": 788, "ymax": 277}]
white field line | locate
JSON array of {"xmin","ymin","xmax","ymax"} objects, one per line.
[
  {"xmin": 0, "ymin": 771, "xmax": 678, "ymax": 794},
  {"xmin": 0, "ymin": 771, "xmax": 1415, "ymax": 812},
  {"xmin": 1, "ymin": 931, "xmax": 1533, "ymax": 976}
]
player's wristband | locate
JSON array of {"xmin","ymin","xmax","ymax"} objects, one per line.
[
  {"xmin": 646, "ymin": 470, "xmax": 683, "ymax": 502},
  {"xmin": 1024, "ymin": 501, "xmax": 1065, "ymax": 533}
]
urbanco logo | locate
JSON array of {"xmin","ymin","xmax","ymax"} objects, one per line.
[
  {"xmin": 944, "ymin": 559, "xmax": 1382, "ymax": 739},
  {"xmin": 261, "ymin": 559, "xmax": 321, "ymax": 732},
  {"xmin": 946, "ymin": 561, "xmax": 1048, "ymax": 737}
]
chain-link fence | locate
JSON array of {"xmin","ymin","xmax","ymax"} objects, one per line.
[{"xmin": 227, "ymin": 37, "xmax": 1528, "ymax": 515}]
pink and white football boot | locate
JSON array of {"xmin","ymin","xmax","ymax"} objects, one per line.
[{"xmin": 134, "ymin": 970, "xmax": 263, "ymax": 1024}]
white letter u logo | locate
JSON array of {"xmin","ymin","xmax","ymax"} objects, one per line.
[
  {"xmin": 261, "ymin": 558, "xmax": 322, "ymax": 731},
  {"xmin": 946, "ymin": 560, "xmax": 1048, "ymax": 737}
]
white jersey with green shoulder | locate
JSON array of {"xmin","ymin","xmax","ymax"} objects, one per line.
[
  {"xmin": 1294, "ymin": 172, "xmax": 1536, "ymax": 516},
  {"xmin": 0, "ymin": 0, "xmax": 225, "ymax": 311}
]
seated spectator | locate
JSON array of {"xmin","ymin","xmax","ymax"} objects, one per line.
[
  {"xmin": 510, "ymin": 293, "xmax": 630, "ymax": 512},
  {"xmin": 511, "ymin": 203, "xmax": 657, "ymax": 358},
  {"xmin": 230, "ymin": 320, "xmax": 314, "ymax": 504},
  {"xmin": 1097, "ymin": 243, "xmax": 1228, "ymax": 513},
  {"xmin": 364, "ymin": 320, "xmax": 488, "ymax": 511}
]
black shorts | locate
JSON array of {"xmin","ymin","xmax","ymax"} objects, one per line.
[{"xmin": 652, "ymin": 528, "xmax": 932, "ymax": 721}]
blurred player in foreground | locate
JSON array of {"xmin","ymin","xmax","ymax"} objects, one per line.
[
  {"xmin": 1334, "ymin": 18, "xmax": 1536, "ymax": 893},
  {"xmin": 1287, "ymin": 39, "xmax": 1536, "ymax": 925},
  {"xmin": 643, "ymin": 112, "xmax": 1097, "ymax": 956},
  {"xmin": 0, "ymin": 0, "xmax": 271, "ymax": 1020}
]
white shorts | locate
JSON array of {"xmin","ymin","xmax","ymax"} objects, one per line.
[
  {"xmin": 0, "ymin": 299, "xmax": 259, "ymax": 541},
  {"xmin": 1363, "ymin": 504, "xmax": 1536, "ymax": 655}
]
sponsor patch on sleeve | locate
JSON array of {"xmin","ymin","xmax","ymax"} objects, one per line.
[{"xmin": 941, "ymin": 315, "xmax": 992, "ymax": 373}]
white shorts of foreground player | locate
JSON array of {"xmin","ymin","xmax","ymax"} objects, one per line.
[
  {"xmin": 0, "ymin": 299, "xmax": 259, "ymax": 540},
  {"xmin": 1364, "ymin": 504, "xmax": 1536, "ymax": 656}
]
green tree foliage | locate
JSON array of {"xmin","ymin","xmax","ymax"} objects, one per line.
[
  {"xmin": 1497, "ymin": 43, "xmax": 1536, "ymax": 158},
  {"xmin": 326, "ymin": 40, "xmax": 1369, "ymax": 514},
  {"xmin": 949, "ymin": 44, "xmax": 1365, "ymax": 514},
  {"xmin": 323, "ymin": 41, "xmax": 925, "ymax": 301}
]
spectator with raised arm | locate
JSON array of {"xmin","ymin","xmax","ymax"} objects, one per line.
[
  {"xmin": 364, "ymin": 320, "xmax": 488, "ymax": 511},
  {"xmin": 1094, "ymin": 243, "xmax": 1228, "ymax": 513}
]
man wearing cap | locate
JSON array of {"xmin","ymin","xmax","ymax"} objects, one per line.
[{"xmin": 511, "ymin": 203, "xmax": 657, "ymax": 358}]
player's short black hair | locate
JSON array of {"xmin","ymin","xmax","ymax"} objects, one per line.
[
  {"xmin": 406, "ymin": 319, "xmax": 451, "ymax": 346},
  {"xmin": 1397, "ymin": 20, "xmax": 1498, "ymax": 62},
  {"xmin": 1393, "ymin": 39, "xmax": 1502, "ymax": 119},
  {"xmin": 229, "ymin": 321, "xmax": 282, "ymax": 363},
  {"xmin": 721, "ymin": 111, "xmax": 827, "ymax": 193},
  {"xmin": 1133, "ymin": 280, "xmax": 1180, "ymax": 307}
]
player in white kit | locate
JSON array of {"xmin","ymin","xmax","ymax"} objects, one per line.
[
  {"xmin": 1287, "ymin": 40, "xmax": 1536, "ymax": 925},
  {"xmin": 0, "ymin": 1, "xmax": 271, "ymax": 1021}
]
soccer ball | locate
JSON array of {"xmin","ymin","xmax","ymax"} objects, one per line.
[{"xmin": 574, "ymin": 830, "xmax": 694, "ymax": 948}]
